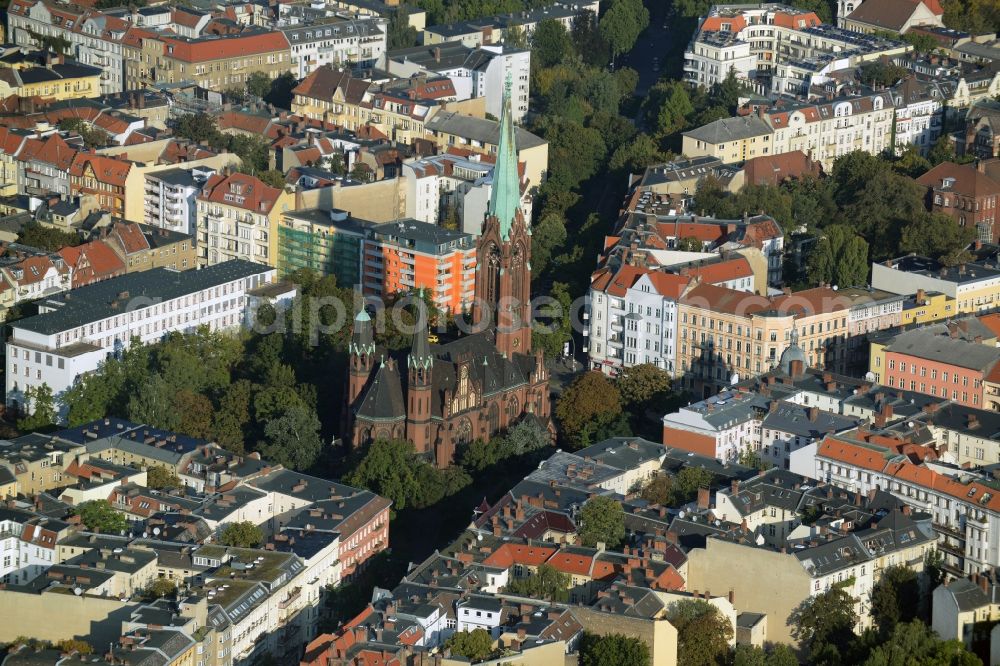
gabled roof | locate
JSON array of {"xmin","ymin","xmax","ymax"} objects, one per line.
[
  {"xmin": 70, "ymin": 153, "xmax": 131, "ymax": 187},
  {"xmin": 159, "ymin": 32, "xmax": 290, "ymax": 63},
  {"xmin": 916, "ymin": 161, "xmax": 1000, "ymax": 197},
  {"xmin": 847, "ymin": 0, "xmax": 943, "ymax": 30},
  {"xmin": 683, "ymin": 115, "xmax": 772, "ymax": 144},
  {"xmin": 292, "ymin": 65, "xmax": 369, "ymax": 104},
  {"xmin": 58, "ymin": 239, "xmax": 126, "ymax": 277},
  {"xmin": 19, "ymin": 133, "xmax": 77, "ymax": 171},
  {"xmin": 198, "ymin": 172, "xmax": 283, "ymax": 214},
  {"xmin": 109, "ymin": 221, "xmax": 151, "ymax": 255}
]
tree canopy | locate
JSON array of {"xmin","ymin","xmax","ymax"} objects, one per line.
[
  {"xmin": 220, "ymin": 521, "xmax": 264, "ymax": 548},
  {"xmin": 555, "ymin": 371, "xmax": 624, "ymax": 449},
  {"xmin": 577, "ymin": 495, "xmax": 625, "ymax": 549},
  {"xmin": 445, "ymin": 629, "xmax": 494, "ymax": 662},
  {"xmin": 667, "ymin": 599, "xmax": 734, "ymax": 666},
  {"xmin": 579, "ymin": 632, "xmax": 650, "ymax": 666},
  {"xmin": 72, "ymin": 500, "xmax": 128, "ymax": 534}
]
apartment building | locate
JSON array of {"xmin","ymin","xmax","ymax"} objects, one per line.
[
  {"xmin": 916, "ymin": 161, "xmax": 1000, "ymax": 244},
  {"xmin": 5, "ymin": 260, "xmax": 275, "ymax": 416},
  {"xmin": 402, "ymin": 153, "xmax": 532, "ymax": 235},
  {"xmin": 879, "ymin": 327, "xmax": 1000, "ymax": 410},
  {"xmin": 7, "ymin": 0, "xmax": 129, "ymax": 94},
  {"xmin": 424, "ymin": 111, "xmax": 548, "ymax": 193},
  {"xmin": 683, "ymin": 4, "xmax": 909, "ymax": 94},
  {"xmin": 153, "ymin": 32, "xmax": 292, "ymax": 90},
  {"xmin": 144, "ymin": 166, "xmax": 216, "ymax": 236},
  {"xmin": 683, "ymin": 93, "xmax": 896, "ymax": 170},
  {"xmin": 892, "ymin": 75, "xmax": 944, "ymax": 156},
  {"xmin": 815, "ymin": 429, "xmax": 1000, "ymax": 575},
  {"xmin": 16, "ymin": 132, "xmax": 78, "ymax": 197},
  {"xmin": 68, "ymin": 153, "xmax": 130, "ymax": 217},
  {"xmin": 421, "ymin": 0, "xmax": 600, "ymax": 48},
  {"xmin": 0, "ymin": 54, "xmax": 102, "ymax": 101},
  {"xmin": 278, "ymin": 208, "xmax": 368, "ymax": 286},
  {"xmin": 196, "ymin": 172, "xmax": 294, "ymax": 267},
  {"xmin": 384, "ymin": 42, "xmax": 531, "ymax": 122},
  {"xmin": 57, "ymin": 239, "xmax": 125, "ymax": 288},
  {"xmin": 841, "ymin": 0, "xmax": 944, "ymax": 33},
  {"xmin": 873, "ymin": 254, "xmax": 1000, "ymax": 315},
  {"xmin": 282, "ymin": 17, "xmax": 386, "ymax": 78},
  {"xmin": 362, "ymin": 219, "xmax": 476, "ymax": 313},
  {"xmin": 104, "ymin": 221, "xmax": 197, "ymax": 273}
]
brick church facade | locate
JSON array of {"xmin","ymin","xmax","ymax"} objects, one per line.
[{"xmin": 344, "ymin": 78, "xmax": 552, "ymax": 467}]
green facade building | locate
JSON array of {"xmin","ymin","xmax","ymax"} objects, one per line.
[{"xmin": 278, "ymin": 208, "xmax": 367, "ymax": 288}]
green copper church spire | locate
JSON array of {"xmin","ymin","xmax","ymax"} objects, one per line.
[{"xmin": 488, "ymin": 71, "xmax": 520, "ymax": 241}]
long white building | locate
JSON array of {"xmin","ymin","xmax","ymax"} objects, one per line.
[{"xmin": 5, "ymin": 260, "xmax": 275, "ymax": 417}]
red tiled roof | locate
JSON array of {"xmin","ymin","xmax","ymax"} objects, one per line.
[
  {"xmin": 59, "ymin": 239, "xmax": 126, "ymax": 278},
  {"xmin": 198, "ymin": 172, "xmax": 282, "ymax": 213},
  {"xmin": 110, "ymin": 221, "xmax": 150, "ymax": 255},
  {"xmin": 482, "ymin": 543, "xmax": 558, "ymax": 568},
  {"xmin": 159, "ymin": 31, "xmax": 289, "ymax": 63},
  {"xmin": 292, "ymin": 65, "xmax": 369, "ymax": 104},
  {"xmin": 916, "ymin": 161, "xmax": 1000, "ymax": 198},
  {"xmin": 686, "ymin": 257, "xmax": 753, "ymax": 286},
  {"xmin": 545, "ymin": 550, "xmax": 595, "ymax": 576},
  {"xmin": 680, "ymin": 283, "xmax": 770, "ymax": 315},
  {"xmin": 20, "ymin": 133, "xmax": 77, "ymax": 171},
  {"xmin": 70, "ymin": 153, "xmax": 131, "ymax": 187},
  {"xmin": 744, "ymin": 150, "xmax": 822, "ymax": 186}
]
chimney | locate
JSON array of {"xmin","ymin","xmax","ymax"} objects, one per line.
[
  {"xmin": 981, "ymin": 574, "xmax": 990, "ymax": 594},
  {"xmin": 916, "ymin": 288, "xmax": 926, "ymax": 304},
  {"xmin": 808, "ymin": 406, "xmax": 819, "ymax": 422},
  {"xmin": 901, "ymin": 505, "xmax": 911, "ymax": 516},
  {"xmin": 978, "ymin": 159, "xmax": 987, "ymax": 174},
  {"xmin": 731, "ymin": 479, "xmax": 740, "ymax": 494},
  {"xmin": 728, "ymin": 589, "xmax": 735, "ymax": 604},
  {"xmin": 697, "ymin": 486, "xmax": 710, "ymax": 510},
  {"xmin": 434, "ymin": 46, "xmax": 441, "ymax": 63},
  {"xmin": 789, "ymin": 359, "xmax": 804, "ymax": 377}
]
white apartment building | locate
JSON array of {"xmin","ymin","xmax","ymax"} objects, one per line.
[
  {"xmin": 816, "ymin": 432, "xmax": 1000, "ymax": 575},
  {"xmin": 144, "ymin": 166, "xmax": 216, "ymax": 236},
  {"xmin": 385, "ymin": 43, "xmax": 531, "ymax": 122},
  {"xmin": 0, "ymin": 511, "xmax": 62, "ymax": 585},
  {"xmin": 684, "ymin": 32, "xmax": 755, "ymax": 89},
  {"xmin": 682, "ymin": 4, "xmax": 910, "ymax": 96},
  {"xmin": 283, "ymin": 18, "xmax": 387, "ymax": 79},
  {"xmin": 587, "ymin": 269, "xmax": 687, "ymax": 375},
  {"xmin": 661, "ymin": 390, "xmax": 760, "ymax": 462},
  {"xmin": 401, "ymin": 153, "xmax": 532, "ymax": 235},
  {"xmin": 5, "ymin": 260, "xmax": 275, "ymax": 417},
  {"xmin": 892, "ymin": 78, "xmax": 944, "ymax": 155},
  {"xmin": 7, "ymin": 0, "xmax": 127, "ymax": 94}
]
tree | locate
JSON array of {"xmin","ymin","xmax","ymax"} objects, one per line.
[
  {"xmin": 673, "ymin": 467, "xmax": 715, "ymax": 504},
  {"xmin": 733, "ymin": 644, "xmax": 799, "ymax": 666},
  {"xmin": 257, "ymin": 169, "xmax": 286, "ymax": 189},
  {"xmin": 666, "ymin": 599, "xmax": 733, "ymax": 666},
  {"xmin": 175, "ymin": 112, "xmax": 221, "ymax": 144},
  {"xmin": 128, "ymin": 374, "xmax": 178, "ymax": 431},
  {"xmin": 532, "ymin": 18, "xmax": 572, "ymax": 67},
  {"xmin": 617, "ymin": 363, "xmax": 671, "ymax": 408},
  {"xmin": 220, "ymin": 521, "xmax": 263, "ymax": 548},
  {"xmin": 863, "ymin": 620, "xmax": 981, "ymax": 666},
  {"xmin": 609, "ymin": 133, "xmax": 661, "ymax": 173},
  {"xmin": 144, "ymin": 577, "xmax": 178, "ymax": 600},
  {"xmin": 146, "ymin": 466, "xmax": 181, "ymax": 491},
  {"xmin": 246, "ymin": 71, "xmax": 272, "ymax": 99},
  {"xmin": 505, "ymin": 563, "xmax": 571, "ymax": 601},
  {"xmin": 17, "ymin": 222, "xmax": 80, "ymax": 251},
  {"xmin": 258, "ymin": 405, "xmax": 323, "ymax": 472},
  {"xmin": 387, "ymin": 5, "xmax": 419, "ymax": 48},
  {"xmin": 644, "ymin": 80, "xmax": 694, "ymax": 138},
  {"xmin": 857, "ymin": 61, "xmax": 908, "ymax": 88},
  {"xmin": 600, "ymin": 0, "xmax": 649, "ymax": 60},
  {"xmin": 445, "ymin": 629, "xmax": 493, "ymax": 662},
  {"xmin": 72, "ymin": 500, "xmax": 128, "ymax": 534},
  {"xmin": 504, "ymin": 23, "xmax": 528, "ymax": 49},
  {"xmin": 555, "ymin": 371, "xmax": 623, "ymax": 449},
  {"xmin": 928, "ymin": 136, "xmax": 959, "ymax": 166},
  {"xmin": 345, "ymin": 439, "xmax": 421, "ymax": 512},
  {"xmin": 892, "ymin": 144, "xmax": 932, "ymax": 178},
  {"xmin": 579, "ymin": 632, "xmax": 650, "ymax": 666},
  {"xmin": 899, "ymin": 212, "xmax": 975, "ymax": 264},
  {"xmin": 640, "ymin": 474, "xmax": 673, "ymax": 506},
  {"xmin": 531, "ymin": 281, "xmax": 573, "ymax": 357},
  {"xmin": 531, "ymin": 212, "xmax": 568, "ymax": 275},
  {"xmin": 174, "ymin": 390, "xmax": 214, "ymax": 440},
  {"xmin": 58, "ymin": 118, "xmax": 110, "ymax": 149},
  {"xmin": 790, "ymin": 587, "xmax": 858, "ymax": 664},
  {"xmin": 213, "ymin": 379, "xmax": 252, "ymax": 453},
  {"xmin": 806, "ymin": 224, "xmax": 870, "ymax": 288},
  {"xmin": 577, "ymin": 495, "xmax": 625, "ymax": 549},
  {"xmin": 902, "ymin": 31, "xmax": 939, "ymax": 53},
  {"xmin": 571, "ymin": 10, "xmax": 609, "ymax": 67},
  {"xmin": 870, "ymin": 565, "xmax": 920, "ymax": 637},
  {"xmin": 790, "ymin": 0, "xmax": 833, "ymax": 22},
  {"xmin": 675, "ymin": 236, "xmax": 705, "ymax": 252},
  {"xmin": 18, "ymin": 384, "xmax": 56, "ymax": 432},
  {"xmin": 56, "ymin": 640, "xmax": 93, "ymax": 655}
]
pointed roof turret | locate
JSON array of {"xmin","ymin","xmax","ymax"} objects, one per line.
[
  {"xmin": 350, "ymin": 309, "xmax": 374, "ymax": 356},
  {"xmin": 408, "ymin": 304, "xmax": 433, "ymax": 370},
  {"xmin": 487, "ymin": 70, "xmax": 520, "ymax": 241}
]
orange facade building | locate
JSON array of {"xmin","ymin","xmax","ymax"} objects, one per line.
[{"xmin": 362, "ymin": 219, "xmax": 475, "ymax": 313}]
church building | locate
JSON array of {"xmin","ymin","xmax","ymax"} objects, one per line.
[{"xmin": 344, "ymin": 76, "xmax": 552, "ymax": 467}]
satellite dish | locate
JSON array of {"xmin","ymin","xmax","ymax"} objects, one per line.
[
  {"xmin": 678, "ymin": 510, "xmax": 686, "ymax": 519},
  {"xmin": 73, "ymin": 587, "xmax": 83, "ymax": 596},
  {"xmin": 153, "ymin": 527, "xmax": 161, "ymax": 536},
  {"xmin": 832, "ymin": 285, "xmax": 839, "ymax": 291},
  {"xmin": 476, "ymin": 534, "xmax": 483, "ymax": 541},
  {"xmin": 864, "ymin": 372, "xmax": 876, "ymax": 382}
]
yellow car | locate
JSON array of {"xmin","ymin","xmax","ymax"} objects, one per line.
[{"xmin": 427, "ymin": 334, "xmax": 440, "ymax": 344}]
